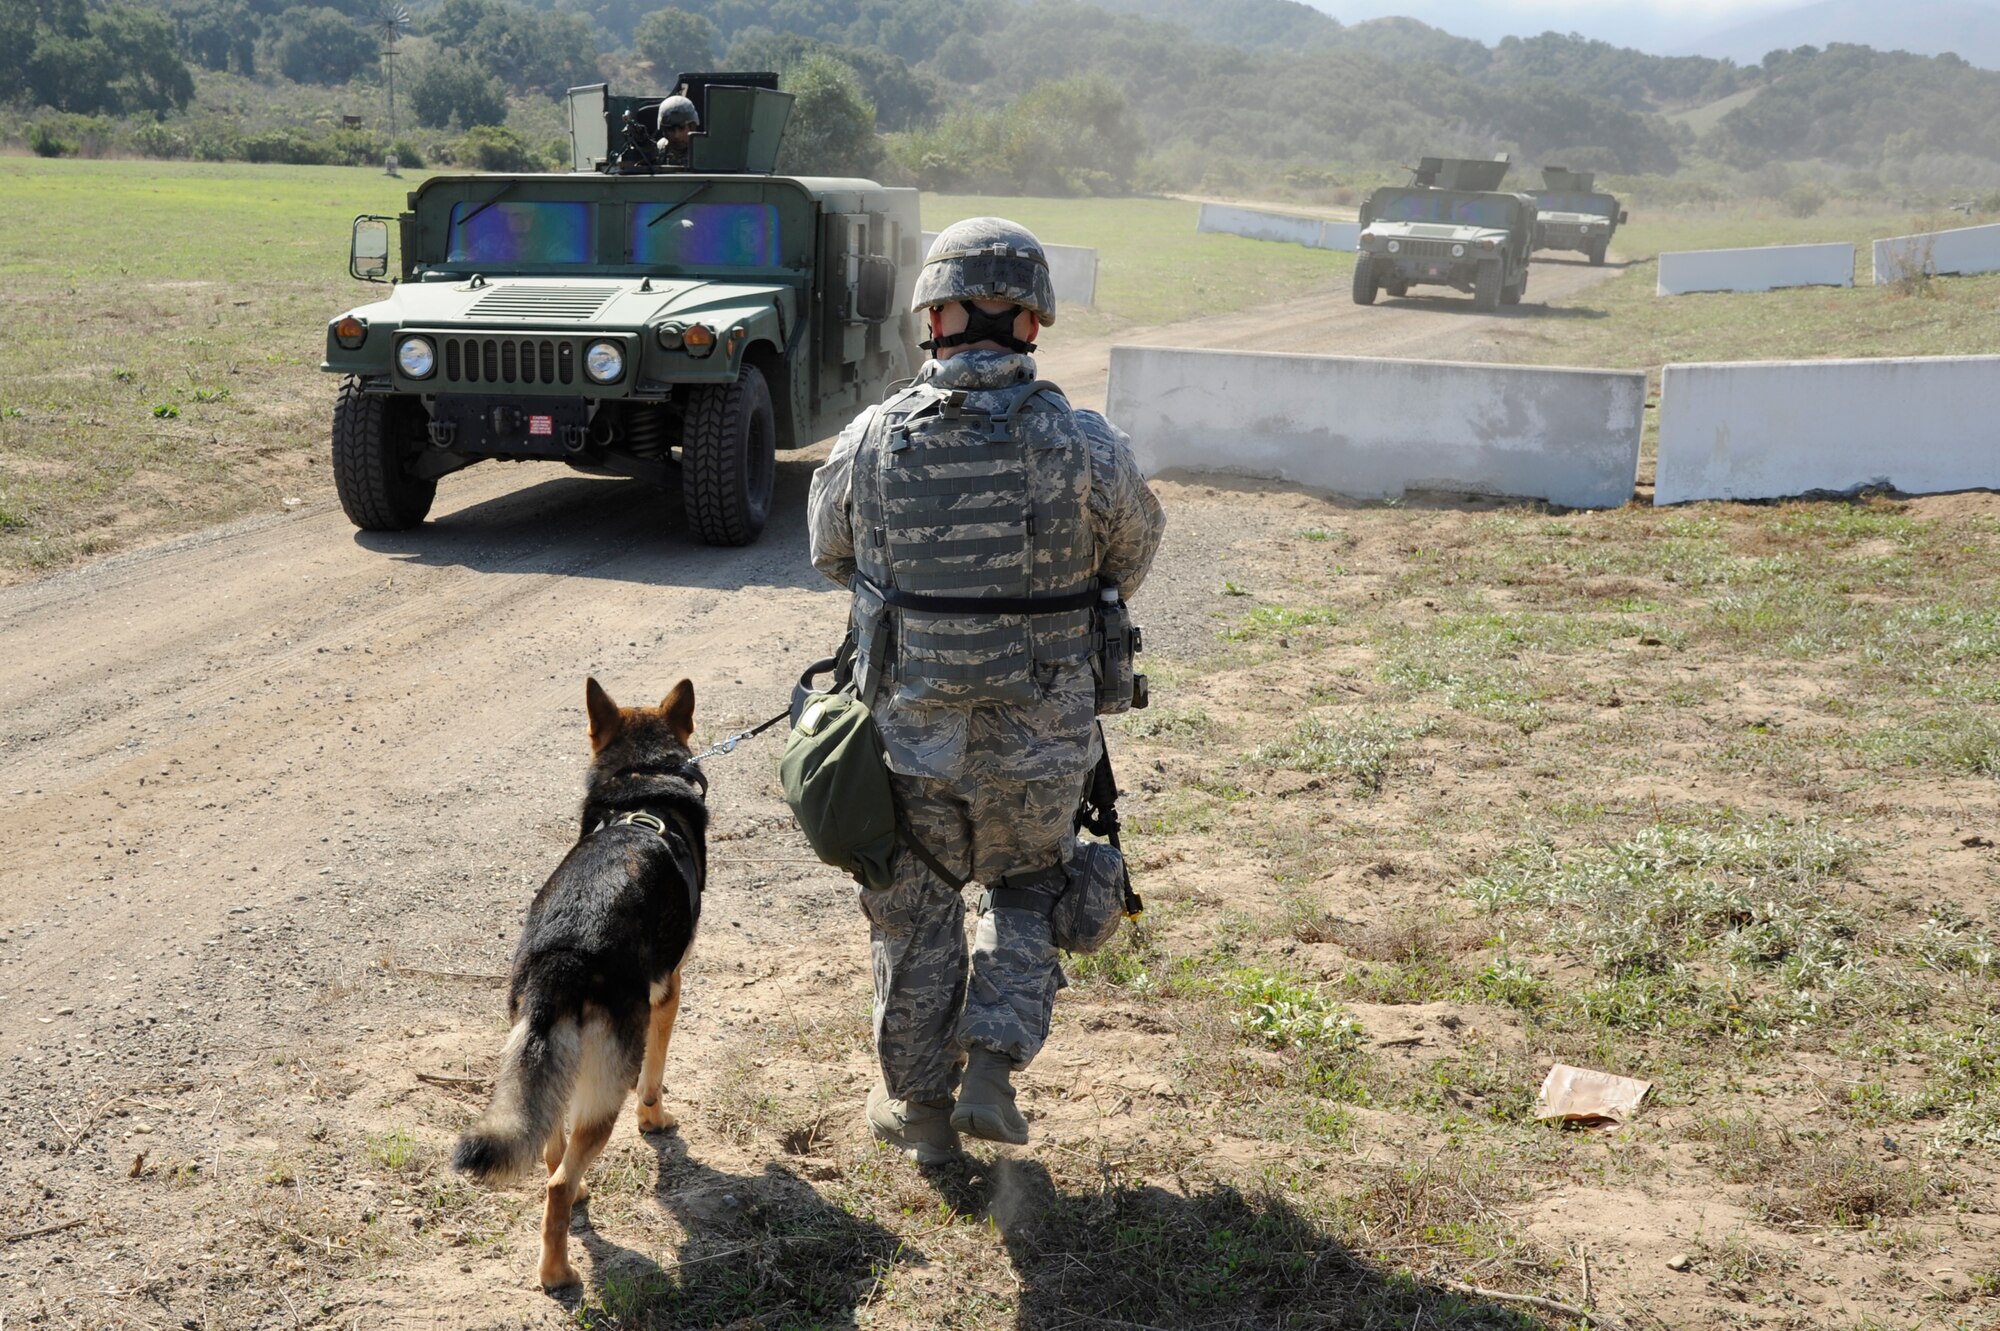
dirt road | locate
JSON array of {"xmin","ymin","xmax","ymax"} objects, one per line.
[{"xmin": 0, "ymin": 256, "xmax": 1625, "ymax": 1327}]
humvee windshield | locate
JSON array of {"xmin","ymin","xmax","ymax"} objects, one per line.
[
  {"xmin": 1369, "ymin": 190, "xmax": 1518, "ymax": 228},
  {"xmin": 448, "ymin": 200, "xmax": 594, "ymax": 265},
  {"xmin": 444, "ymin": 199, "xmax": 786, "ymax": 269},
  {"xmin": 1533, "ymin": 192, "xmax": 1618, "ymax": 218},
  {"xmin": 630, "ymin": 201, "xmax": 781, "ymax": 266}
]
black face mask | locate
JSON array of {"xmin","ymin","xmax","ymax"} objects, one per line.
[{"xmin": 919, "ymin": 301, "xmax": 1036, "ymax": 355}]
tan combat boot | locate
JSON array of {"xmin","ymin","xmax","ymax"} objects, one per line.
[
  {"xmin": 866, "ymin": 1082, "xmax": 961, "ymax": 1164},
  {"xmin": 950, "ymin": 1048, "xmax": 1029, "ymax": 1145}
]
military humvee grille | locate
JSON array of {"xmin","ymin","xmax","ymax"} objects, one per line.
[
  {"xmin": 465, "ymin": 286, "xmax": 614, "ymax": 320},
  {"xmin": 441, "ymin": 337, "xmax": 579, "ymax": 386},
  {"xmin": 1400, "ymin": 240, "xmax": 1460, "ymax": 261}
]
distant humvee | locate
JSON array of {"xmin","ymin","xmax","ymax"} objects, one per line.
[
  {"xmin": 1353, "ymin": 156, "xmax": 1538, "ymax": 312},
  {"xmin": 1530, "ymin": 166, "xmax": 1627, "ymax": 267},
  {"xmin": 322, "ymin": 74, "xmax": 924, "ymax": 546}
]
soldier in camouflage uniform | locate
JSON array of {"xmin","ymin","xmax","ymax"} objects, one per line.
[
  {"xmin": 807, "ymin": 217, "xmax": 1165, "ymax": 1162},
  {"xmin": 656, "ymin": 95, "xmax": 698, "ymax": 169}
]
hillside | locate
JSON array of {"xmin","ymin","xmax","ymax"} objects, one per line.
[
  {"xmin": 1682, "ymin": 0, "xmax": 2000, "ymax": 70},
  {"xmin": 8, "ymin": 0, "xmax": 2000, "ymax": 196}
]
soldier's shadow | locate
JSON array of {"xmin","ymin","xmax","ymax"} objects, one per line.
[
  {"xmin": 560, "ymin": 1133, "xmax": 906, "ymax": 1329},
  {"xmin": 915, "ymin": 1154, "xmax": 1556, "ymax": 1329}
]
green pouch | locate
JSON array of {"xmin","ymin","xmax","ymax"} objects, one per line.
[{"xmin": 779, "ymin": 691, "xmax": 901, "ymax": 892}]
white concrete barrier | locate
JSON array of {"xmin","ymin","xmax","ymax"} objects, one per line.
[
  {"xmin": 1106, "ymin": 347, "xmax": 1645, "ymax": 510},
  {"xmin": 1657, "ymin": 243, "xmax": 1854, "ymax": 295},
  {"xmin": 1873, "ymin": 222, "xmax": 2000, "ymax": 283},
  {"xmin": 1315, "ymin": 221, "xmax": 1361, "ymax": 252},
  {"xmin": 1044, "ymin": 243, "xmax": 1098, "ymax": 309},
  {"xmin": 1655, "ymin": 355, "xmax": 2000, "ymax": 504},
  {"xmin": 921, "ymin": 233, "xmax": 1097, "ymax": 308},
  {"xmin": 1195, "ymin": 202, "xmax": 1324, "ymax": 248}
]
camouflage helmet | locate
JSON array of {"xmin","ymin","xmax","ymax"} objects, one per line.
[
  {"xmin": 1048, "ymin": 841, "xmax": 1128, "ymax": 954},
  {"xmin": 912, "ymin": 216, "xmax": 1057, "ymax": 325},
  {"xmin": 657, "ymin": 95, "xmax": 699, "ymax": 131}
]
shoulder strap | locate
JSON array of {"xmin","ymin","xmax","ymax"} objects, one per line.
[{"xmin": 900, "ymin": 828, "xmax": 967, "ymax": 891}]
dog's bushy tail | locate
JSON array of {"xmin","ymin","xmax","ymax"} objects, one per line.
[{"xmin": 452, "ymin": 1000, "xmax": 578, "ymax": 1183}]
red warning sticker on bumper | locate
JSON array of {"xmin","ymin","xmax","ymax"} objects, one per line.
[{"xmin": 529, "ymin": 415, "xmax": 554, "ymax": 436}]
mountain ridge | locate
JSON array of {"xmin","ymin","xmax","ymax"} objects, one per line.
[{"xmin": 1678, "ymin": 0, "xmax": 2000, "ymax": 69}]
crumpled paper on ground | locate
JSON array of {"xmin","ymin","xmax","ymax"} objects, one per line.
[{"xmin": 1535, "ymin": 1063, "xmax": 1652, "ymax": 1128}]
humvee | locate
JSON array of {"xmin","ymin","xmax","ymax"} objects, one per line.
[
  {"xmin": 1352, "ymin": 156, "xmax": 1537, "ymax": 313},
  {"xmin": 1530, "ymin": 166, "xmax": 1627, "ymax": 266},
  {"xmin": 321, "ymin": 75, "xmax": 925, "ymax": 546}
]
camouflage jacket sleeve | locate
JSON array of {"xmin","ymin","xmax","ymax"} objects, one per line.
[
  {"xmin": 806, "ymin": 406, "xmax": 879, "ymax": 590},
  {"xmin": 1076, "ymin": 408, "xmax": 1166, "ymax": 600}
]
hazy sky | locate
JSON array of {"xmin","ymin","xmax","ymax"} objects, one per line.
[{"xmin": 1300, "ymin": 0, "xmax": 1803, "ymax": 51}]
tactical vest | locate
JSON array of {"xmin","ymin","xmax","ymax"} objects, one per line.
[{"xmin": 849, "ymin": 377, "xmax": 1097, "ymax": 708}]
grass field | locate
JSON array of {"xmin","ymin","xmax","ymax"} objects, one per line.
[
  {"xmin": 6, "ymin": 161, "xmax": 1999, "ymax": 1326},
  {"xmin": 0, "ymin": 165, "xmax": 1346, "ymax": 574}
]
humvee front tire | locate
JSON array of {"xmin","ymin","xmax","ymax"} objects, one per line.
[
  {"xmin": 1588, "ymin": 240, "xmax": 1608, "ymax": 267},
  {"xmin": 1500, "ymin": 276, "xmax": 1523, "ymax": 306},
  {"xmin": 1473, "ymin": 262, "xmax": 1503, "ymax": 313},
  {"xmin": 331, "ymin": 375, "xmax": 435, "ymax": 531},
  {"xmin": 683, "ymin": 362, "xmax": 776, "ymax": 547},
  {"xmin": 1351, "ymin": 256, "xmax": 1379, "ymax": 306}
]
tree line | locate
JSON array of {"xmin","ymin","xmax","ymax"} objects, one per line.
[{"xmin": 7, "ymin": 0, "xmax": 2000, "ymax": 197}]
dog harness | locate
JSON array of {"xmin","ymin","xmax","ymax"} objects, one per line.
[{"xmin": 589, "ymin": 791, "xmax": 706, "ymax": 922}]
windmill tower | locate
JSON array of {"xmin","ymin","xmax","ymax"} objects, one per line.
[{"xmin": 370, "ymin": 3, "xmax": 412, "ymax": 172}]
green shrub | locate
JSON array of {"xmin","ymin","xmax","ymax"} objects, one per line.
[
  {"xmin": 455, "ymin": 125, "xmax": 541, "ymax": 172},
  {"xmin": 28, "ymin": 124, "xmax": 70, "ymax": 158},
  {"xmin": 130, "ymin": 122, "xmax": 189, "ymax": 159},
  {"xmin": 238, "ymin": 128, "xmax": 328, "ymax": 165},
  {"xmin": 1782, "ymin": 183, "xmax": 1828, "ymax": 218}
]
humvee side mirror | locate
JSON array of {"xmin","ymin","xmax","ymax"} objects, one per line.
[
  {"xmin": 1619, "ymin": 210, "xmax": 1629, "ymax": 224},
  {"xmin": 350, "ymin": 215, "xmax": 392, "ymax": 282},
  {"xmin": 855, "ymin": 256, "xmax": 896, "ymax": 322}
]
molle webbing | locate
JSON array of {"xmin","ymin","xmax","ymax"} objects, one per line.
[{"xmin": 849, "ymin": 377, "xmax": 1096, "ymax": 706}]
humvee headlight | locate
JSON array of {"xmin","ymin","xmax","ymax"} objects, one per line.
[
  {"xmin": 1386, "ymin": 240, "xmax": 1401, "ymax": 254},
  {"xmin": 584, "ymin": 340, "xmax": 626, "ymax": 383},
  {"xmin": 334, "ymin": 316, "xmax": 367, "ymax": 350},
  {"xmin": 396, "ymin": 336, "xmax": 436, "ymax": 379},
  {"xmin": 656, "ymin": 322, "xmax": 686, "ymax": 350},
  {"xmin": 683, "ymin": 324, "xmax": 717, "ymax": 358},
  {"xmin": 1451, "ymin": 244, "xmax": 1466, "ymax": 258}
]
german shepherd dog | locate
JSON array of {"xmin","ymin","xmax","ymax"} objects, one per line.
[{"xmin": 452, "ymin": 677, "xmax": 706, "ymax": 1290}]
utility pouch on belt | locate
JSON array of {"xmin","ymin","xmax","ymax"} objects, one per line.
[
  {"xmin": 979, "ymin": 844, "xmax": 1127, "ymax": 955},
  {"xmin": 1093, "ymin": 590, "xmax": 1147, "ymax": 716}
]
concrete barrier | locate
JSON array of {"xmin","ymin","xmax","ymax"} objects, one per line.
[
  {"xmin": 1872, "ymin": 222, "xmax": 2000, "ymax": 283},
  {"xmin": 1195, "ymin": 202, "xmax": 1324, "ymax": 248},
  {"xmin": 1106, "ymin": 347, "xmax": 1645, "ymax": 510},
  {"xmin": 920, "ymin": 233, "xmax": 1097, "ymax": 308},
  {"xmin": 1655, "ymin": 355, "xmax": 2000, "ymax": 504},
  {"xmin": 1044, "ymin": 243, "xmax": 1098, "ymax": 308},
  {"xmin": 1315, "ymin": 221, "xmax": 1362, "ymax": 252},
  {"xmin": 1657, "ymin": 243, "xmax": 1854, "ymax": 295}
]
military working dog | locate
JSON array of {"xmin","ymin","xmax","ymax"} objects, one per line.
[{"xmin": 452, "ymin": 677, "xmax": 706, "ymax": 1290}]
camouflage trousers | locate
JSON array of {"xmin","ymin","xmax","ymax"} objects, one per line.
[{"xmin": 857, "ymin": 765, "xmax": 1092, "ymax": 1104}]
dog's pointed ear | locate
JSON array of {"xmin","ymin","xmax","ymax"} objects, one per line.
[
  {"xmin": 585, "ymin": 677, "xmax": 623, "ymax": 753},
  {"xmin": 660, "ymin": 678, "xmax": 695, "ymax": 744}
]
